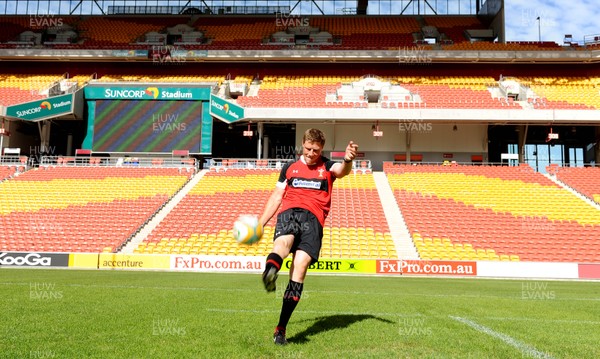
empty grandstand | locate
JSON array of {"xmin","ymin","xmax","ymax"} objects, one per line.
[
  {"xmin": 1, "ymin": 2, "xmax": 600, "ymax": 358},
  {"xmin": 0, "ymin": 1, "xmax": 598, "ymax": 275}
]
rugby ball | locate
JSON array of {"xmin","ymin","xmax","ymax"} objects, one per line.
[{"xmin": 233, "ymin": 215, "xmax": 264, "ymax": 245}]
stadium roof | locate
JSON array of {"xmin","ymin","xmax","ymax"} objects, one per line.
[{"xmin": 1, "ymin": 0, "xmax": 484, "ymax": 16}]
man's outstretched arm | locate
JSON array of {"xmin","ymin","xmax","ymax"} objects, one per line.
[{"xmin": 331, "ymin": 140, "xmax": 359, "ymax": 179}]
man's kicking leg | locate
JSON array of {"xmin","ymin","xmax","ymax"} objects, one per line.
[{"xmin": 262, "ymin": 234, "xmax": 293, "ymax": 292}]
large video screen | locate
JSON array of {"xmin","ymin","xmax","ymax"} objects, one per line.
[{"xmin": 92, "ymin": 100, "xmax": 202, "ymax": 153}]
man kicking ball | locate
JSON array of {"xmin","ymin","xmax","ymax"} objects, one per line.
[{"xmin": 258, "ymin": 128, "xmax": 358, "ymax": 345}]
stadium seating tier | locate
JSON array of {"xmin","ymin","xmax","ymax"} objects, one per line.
[
  {"xmin": 386, "ymin": 165, "xmax": 600, "ymax": 262},
  {"xmin": 137, "ymin": 169, "xmax": 395, "ymax": 259},
  {"xmin": 0, "ymin": 166, "xmax": 192, "ymax": 253}
]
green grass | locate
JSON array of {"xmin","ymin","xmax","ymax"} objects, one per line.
[{"xmin": 1, "ymin": 269, "xmax": 599, "ymax": 359}]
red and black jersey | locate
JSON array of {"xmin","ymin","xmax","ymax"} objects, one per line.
[{"xmin": 276, "ymin": 155, "xmax": 337, "ymax": 226}]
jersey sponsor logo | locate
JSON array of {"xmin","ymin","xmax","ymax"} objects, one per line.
[{"xmin": 290, "ymin": 178, "xmax": 326, "ymax": 190}]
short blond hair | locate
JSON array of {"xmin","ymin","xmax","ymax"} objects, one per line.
[{"xmin": 302, "ymin": 128, "xmax": 326, "ymax": 146}]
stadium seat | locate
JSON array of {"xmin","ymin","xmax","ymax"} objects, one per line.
[
  {"xmin": 0, "ymin": 166, "xmax": 192, "ymax": 253},
  {"xmin": 386, "ymin": 164, "xmax": 600, "ymax": 262}
]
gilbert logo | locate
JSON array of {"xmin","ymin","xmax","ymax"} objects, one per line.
[
  {"xmin": 145, "ymin": 87, "xmax": 159, "ymax": 99},
  {"xmin": 40, "ymin": 101, "xmax": 52, "ymax": 110},
  {"xmin": 0, "ymin": 252, "xmax": 51, "ymax": 266}
]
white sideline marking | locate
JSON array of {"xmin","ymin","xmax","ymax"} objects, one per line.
[
  {"xmin": 450, "ymin": 316, "xmax": 555, "ymax": 359},
  {"xmin": 484, "ymin": 316, "xmax": 600, "ymax": 325}
]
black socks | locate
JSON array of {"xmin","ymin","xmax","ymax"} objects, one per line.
[
  {"xmin": 277, "ymin": 280, "xmax": 304, "ymax": 329},
  {"xmin": 265, "ymin": 253, "xmax": 283, "ymax": 272}
]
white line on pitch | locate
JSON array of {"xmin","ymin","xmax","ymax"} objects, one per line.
[
  {"xmin": 450, "ymin": 316, "xmax": 555, "ymax": 359},
  {"xmin": 483, "ymin": 316, "xmax": 600, "ymax": 325}
]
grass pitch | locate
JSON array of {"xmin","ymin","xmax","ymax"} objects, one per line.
[{"xmin": 1, "ymin": 269, "xmax": 599, "ymax": 358}]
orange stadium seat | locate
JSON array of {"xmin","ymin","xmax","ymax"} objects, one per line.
[
  {"xmin": 554, "ymin": 167, "xmax": 600, "ymax": 204},
  {"xmin": 386, "ymin": 164, "xmax": 600, "ymax": 262},
  {"xmin": 423, "ymin": 16, "xmax": 486, "ymax": 44},
  {"xmin": 0, "ymin": 14, "xmax": 573, "ymax": 53},
  {"xmin": 138, "ymin": 168, "xmax": 280, "ymax": 256},
  {"xmin": 78, "ymin": 16, "xmax": 188, "ymax": 48},
  {"xmin": 135, "ymin": 167, "xmax": 395, "ymax": 259},
  {"xmin": 0, "ymin": 74, "xmax": 57, "ymax": 106},
  {"xmin": 0, "ymin": 165, "xmax": 19, "ymax": 181},
  {"xmin": 0, "ymin": 73, "xmax": 92, "ymax": 106},
  {"xmin": 96, "ymin": 74, "xmax": 224, "ymax": 84},
  {"xmin": 0, "ymin": 166, "xmax": 192, "ymax": 253},
  {"xmin": 235, "ymin": 74, "xmax": 577, "ymax": 109},
  {"xmin": 409, "ymin": 75, "xmax": 590, "ymax": 110}
]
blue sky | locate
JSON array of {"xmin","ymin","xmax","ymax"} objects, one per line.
[{"xmin": 504, "ymin": 0, "xmax": 598, "ymax": 44}]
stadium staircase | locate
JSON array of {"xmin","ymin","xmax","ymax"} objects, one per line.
[
  {"xmin": 131, "ymin": 167, "xmax": 280, "ymax": 256},
  {"xmin": 246, "ymin": 82, "xmax": 260, "ymax": 97},
  {"xmin": 120, "ymin": 169, "xmax": 208, "ymax": 254},
  {"xmin": 551, "ymin": 166, "xmax": 600, "ymax": 203},
  {"xmin": 544, "ymin": 173, "xmax": 600, "ymax": 211},
  {"xmin": 216, "ymin": 83, "xmax": 228, "ymax": 97},
  {"xmin": 372, "ymin": 172, "xmax": 419, "ymax": 259}
]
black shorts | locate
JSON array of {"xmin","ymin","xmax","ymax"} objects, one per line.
[{"xmin": 274, "ymin": 208, "xmax": 323, "ymax": 264}]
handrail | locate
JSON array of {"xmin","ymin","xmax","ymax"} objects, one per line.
[
  {"xmin": 383, "ymin": 161, "xmax": 599, "ymax": 168},
  {"xmin": 39, "ymin": 156, "xmax": 197, "ymax": 169},
  {"xmin": 206, "ymin": 158, "xmax": 371, "ymax": 170}
]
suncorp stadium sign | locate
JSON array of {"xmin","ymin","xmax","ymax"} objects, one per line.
[
  {"xmin": 209, "ymin": 94, "xmax": 245, "ymax": 123},
  {"xmin": 84, "ymin": 86, "xmax": 211, "ymax": 101},
  {"xmin": 5, "ymin": 94, "xmax": 74, "ymax": 121},
  {"xmin": 103, "ymin": 87, "xmax": 193, "ymax": 99}
]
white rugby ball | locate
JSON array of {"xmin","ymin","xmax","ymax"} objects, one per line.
[{"xmin": 233, "ymin": 215, "xmax": 264, "ymax": 245}]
